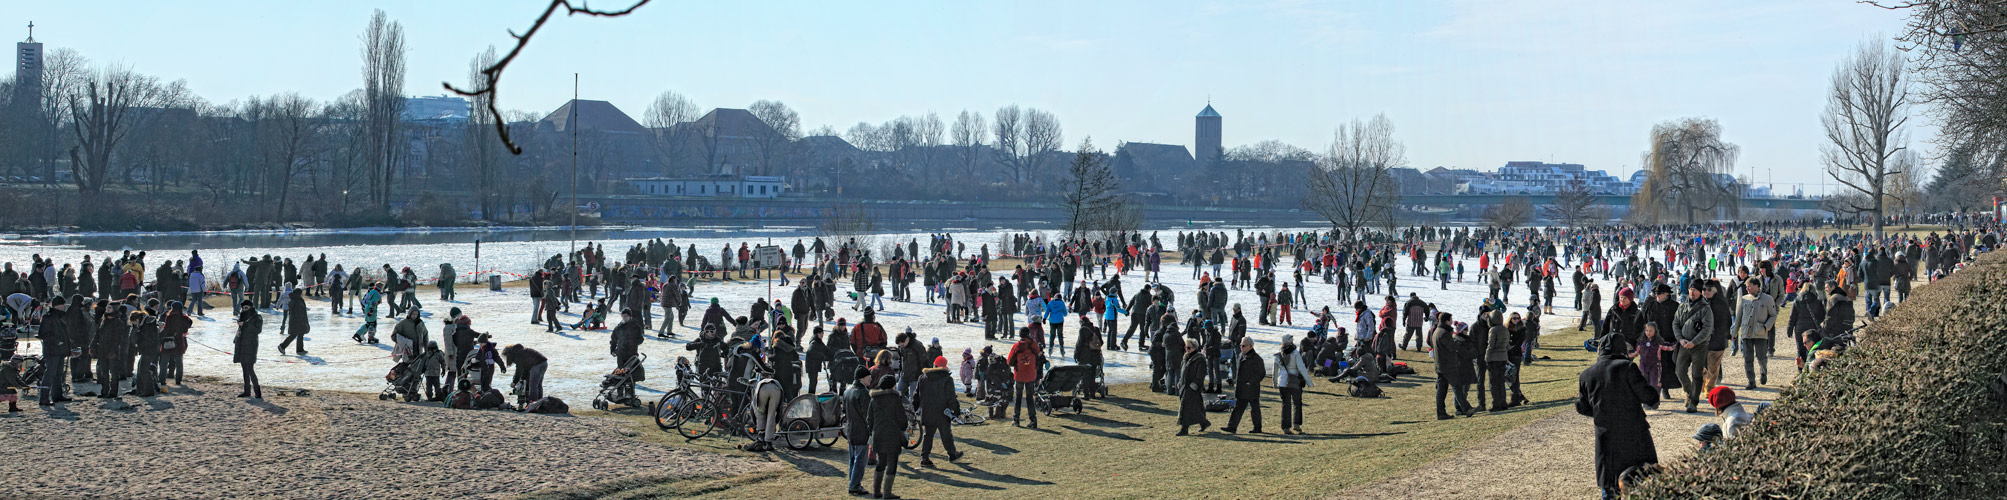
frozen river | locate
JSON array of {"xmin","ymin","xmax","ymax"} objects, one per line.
[{"xmin": 6, "ymin": 224, "xmax": 1616, "ymax": 407}]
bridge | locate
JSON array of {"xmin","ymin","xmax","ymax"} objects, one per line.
[{"xmin": 1398, "ymin": 194, "xmax": 1825, "ymax": 211}]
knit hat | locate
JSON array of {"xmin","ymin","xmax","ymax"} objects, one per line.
[
  {"xmin": 1618, "ymin": 287, "xmax": 1635, "ymax": 299},
  {"xmin": 934, "ymin": 356, "xmax": 948, "ymax": 368},
  {"xmin": 1707, "ymin": 386, "xmax": 1737, "ymax": 410}
]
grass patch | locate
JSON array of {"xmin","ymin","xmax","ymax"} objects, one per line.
[{"xmin": 552, "ymin": 328, "xmax": 1600, "ymax": 499}]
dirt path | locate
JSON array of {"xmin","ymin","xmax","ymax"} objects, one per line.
[
  {"xmin": 1331, "ymin": 342, "xmax": 1801, "ymax": 500},
  {"xmin": 3, "ymin": 379, "xmax": 777, "ymax": 500}
]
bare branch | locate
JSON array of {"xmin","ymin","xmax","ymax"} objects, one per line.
[{"xmin": 444, "ymin": 0, "xmax": 652, "ymax": 154}]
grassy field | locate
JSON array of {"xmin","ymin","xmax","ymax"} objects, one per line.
[{"xmin": 538, "ymin": 327, "xmax": 1601, "ymax": 500}]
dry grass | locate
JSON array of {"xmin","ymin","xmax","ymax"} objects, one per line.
[{"xmin": 546, "ymin": 327, "xmax": 1604, "ymax": 500}]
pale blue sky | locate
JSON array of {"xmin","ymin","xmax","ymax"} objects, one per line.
[{"xmin": 12, "ymin": 0, "xmax": 1913, "ymax": 194}]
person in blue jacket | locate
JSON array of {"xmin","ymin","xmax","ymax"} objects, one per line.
[{"xmin": 1043, "ymin": 292, "xmax": 1068, "ymax": 355}]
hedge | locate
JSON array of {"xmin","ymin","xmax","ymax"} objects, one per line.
[{"xmin": 1629, "ymin": 250, "xmax": 2007, "ymax": 498}]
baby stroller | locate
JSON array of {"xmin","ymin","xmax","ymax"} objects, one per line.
[
  {"xmin": 379, "ymin": 360, "xmax": 421, "ymax": 402},
  {"xmin": 1034, "ymin": 364, "xmax": 1094, "ymax": 415},
  {"xmin": 593, "ymin": 353, "xmax": 648, "ymax": 411}
]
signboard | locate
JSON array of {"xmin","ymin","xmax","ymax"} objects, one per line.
[{"xmin": 753, "ymin": 245, "xmax": 785, "ymax": 268}]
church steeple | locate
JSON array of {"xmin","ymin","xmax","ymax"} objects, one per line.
[{"xmin": 1194, "ymin": 102, "xmax": 1222, "ymax": 162}]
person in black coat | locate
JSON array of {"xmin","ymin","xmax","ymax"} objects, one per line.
[
  {"xmin": 840, "ymin": 366, "xmax": 873, "ymax": 496},
  {"xmin": 278, "ymin": 288, "xmax": 310, "ymax": 355},
  {"xmin": 1430, "ymin": 313, "xmax": 1472, "ymax": 419},
  {"xmin": 868, "ymin": 375, "xmax": 907, "ymax": 499},
  {"xmin": 94, "ymin": 307, "xmax": 129, "ymax": 398},
  {"xmin": 609, "ymin": 309, "xmax": 645, "ymax": 403},
  {"xmin": 1822, "ymin": 285, "xmax": 1856, "ymax": 343},
  {"xmin": 915, "ymin": 359, "xmax": 964, "ymax": 467},
  {"xmin": 1576, "ymin": 334, "xmax": 1660, "ymax": 498},
  {"xmin": 38, "ymin": 298, "xmax": 71, "ymax": 405},
  {"xmin": 1175, "ymin": 339, "xmax": 1211, "ymax": 435},
  {"xmin": 1223, "ymin": 337, "xmax": 1266, "ymax": 433},
  {"xmin": 234, "ymin": 302, "xmax": 263, "ymax": 399},
  {"xmin": 1787, "ymin": 287, "xmax": 1826, "ymax": 371},
  {"xmin": 770, "ymin": 326, "xmax": 802, "ymax": 401}
]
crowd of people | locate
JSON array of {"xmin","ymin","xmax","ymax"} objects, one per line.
[{"xmin": 0, "ymin": 220, "xmax": 1995, "ymax": 499}]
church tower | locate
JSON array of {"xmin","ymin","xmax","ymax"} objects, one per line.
[
  {"xmin": 1194, "ymin": 102, "xmax": 1221, "ymax": 163},
  {"xmin": 15, "ymin": 22, "xmax": 42, "ymax": 111}
]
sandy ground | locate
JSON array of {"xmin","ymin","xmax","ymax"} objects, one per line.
[{"xmin": 0, "ymin": 379, "xmax": 777, "ymax": 500}]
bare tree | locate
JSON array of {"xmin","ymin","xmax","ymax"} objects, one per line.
[
  {"xmin": 464, "ymin": 48, "xmax": 503, "ymax": 220},
  {"xmin": 644, "ymin": 90, "xmax": 699, "ymax": 176},
  {"xmin": 992, "ymin": 104, "xmax": 1024, "ymax": 182},
  {"xmin": 1883, "ymin": 150, "xmax": 1925, "ymax": 227},
  {"xmin": 26, "ymin": 48, "xmax": 88, "ymax": 183},
  {"xmin": 1632, "ymin": 118, "xmax": 1740, "ymax": 224},
  {"xmin": 1485, "ymin": 196, "xmax": 1535, "ymax": 230},
  {"xmin": 361, "ymin": 9, "xmax": 407, "ymax": 209},
  {"xmin": 1303, "ymin": 114, "xmax": 1404, "ymax": 238},
  {"xmin": 1543, "ymin": 180, "xmax": 1605, "ymax": 229},
  {"xmin": 748, "ymin": 99, "xmax": 800, "ymax": 176},
  {"xmin": 952, "ymin": 110, "xmax": 986, "ymax": 176},
  {"xmin": 250, "ymin": 93, "xmax": 320, "ymax": 221},
  {"xmin": 1821, "ymin": 39, "xmax": 1912, "ymax": 237},
  {"xmin": 1022, "ymin": 108, "xmax": 1063, "ymax": 186},
  {"xmin": 1873, "ymin": 1, "xmax": 2007, "ymax": 164},
  {"xmin": 63, "ymin": 64, "xmax": 171, "ymax": 200},
  {"xmin": 1060, "ymin": 137, "xmax": 1122, "ymax": 238}
]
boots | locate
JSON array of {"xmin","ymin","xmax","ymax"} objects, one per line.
[
  {"xmin": 871, "ymin": 470, "xmax": 883, "ymax": 498},
  {"xmin": 878, "ymin": 468, "xmax": 898, "ymax": 499}
]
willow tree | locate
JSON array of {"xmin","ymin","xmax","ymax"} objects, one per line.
[{"xmin": 1632, "ymin": 118, "xmax": 1740, "ymax": 224}]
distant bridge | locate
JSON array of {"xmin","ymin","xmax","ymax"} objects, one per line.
[{"xmin": 1398, "ymin": 194, "xmax": 1824, "ymax": 211}]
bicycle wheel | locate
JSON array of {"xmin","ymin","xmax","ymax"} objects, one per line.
[
  {"xmin": 782, "ymin": 419, "xmax": 813, "ymax": 450},
  {"xmin": 677, "ymin": 399, "xmax": 716, "ymax": 440},
  {"xmin": 957, "ymin": 403, "xmax": 988, "ymax": 425},
  {"xmin": 813, "ymin": 422, "xmax": 840, "ymax": 448},
  {"xmin": 904, "ymin": 416, "xmax": 922, "ymax": 450},
  {"xmin": 654, "ymin": 389, "xmax": 692, "ymax": 430}
]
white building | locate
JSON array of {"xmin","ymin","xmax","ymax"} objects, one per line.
[{"xmin": 627, "ymin": 175, "xmax": 787, "ymax": 198}]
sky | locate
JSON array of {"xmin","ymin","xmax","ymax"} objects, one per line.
[{"xmin": 11, "ymin": 0, "xmax": 1917, "ymax": 195}]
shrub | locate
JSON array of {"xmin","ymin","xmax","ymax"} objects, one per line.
[{"xmin": 1630, "ymin": 251, "xmax": 2007, "ymax": 499}]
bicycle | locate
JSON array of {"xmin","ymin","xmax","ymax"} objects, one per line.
[{"xmin": 653, "ymin": 364, "xmax": 710, "ymax": 431}]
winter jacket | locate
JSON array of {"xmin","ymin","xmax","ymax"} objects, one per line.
[
  {"xmin": 1102, "ymin": 294, "xmax": 1126, "ymax": 321},
  {"xmin": 1485, "ymin": 309, "xmax": 1511, "ymax": 362},
  {"xmin": 841, "ymin": 384, "xmax": 872, "ymax": 444},
  {"xmin": 917, "ymin": 367, "xmax": 958, "ymax": 427},
  {"xmin": 1787, "ymin": 290, "xmax": 1826, "ymax": 339},
  {"xmin": 1043, "ymin": 298, "xmax": 1069, "ymax": 324},
  {"xmin": 393, "ymin": 317, "xmax": 429, "ymax": 349},
  {"xmin": 1233, "ymin": 348, "xmax": 1266, "ymax": 399},
  {"xmin": 1273, "ymin": 348, "xmax": 1313, "ymax": 389},
  {"xmin": 868, "ymin": 388, "xmax": 907, "ymax": 450},
  {"xmin": 233, "ymin": 310, "xmax": 261, "ymax": 364},
  {"xmin": 1824, "ymin": 295, "xmax": 1856, "ymax": 339},
  {"xmin": 1733, "ymin": 293, "xmax": 1776, "ymax": 341},
  {"xmin": 1707, "ymin": 294, "xmax": 1733, "ymax": 351},
  {"xmin": 611, "ymin": 318, "xmax": 643, "ymax": 359},
  {"xmin": 1673, "ymin": 298, "xmax": 1713, "ymax": 346}
]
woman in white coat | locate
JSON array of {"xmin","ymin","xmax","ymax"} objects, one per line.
[{"xmin": 1274, "ymin": 334, "xmax": 1313, "ymax": 434}]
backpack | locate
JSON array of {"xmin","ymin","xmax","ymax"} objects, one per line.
[
  {"xmin": 526, "ymin": 396, "xmax": 570, "ymax": 414},
  {"xmin": 1388, "ymin": 362, "xmax": 1415, "ymax": 375},
  {"xmin": 1347, "ymin": 376, "xmax": 1382, "ymax": 398}
]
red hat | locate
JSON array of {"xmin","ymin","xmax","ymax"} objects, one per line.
[
  {"xmin": 934, "ymin": 356, "xmax": 948, "ymax": 368},
  {"xmin": 1706, "ymin": 386, "xmax": 1737, "ymax": 410}
]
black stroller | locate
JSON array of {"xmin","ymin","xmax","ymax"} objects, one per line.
[
  {"xmin": 379, "ymin": 360, "xmax": 421, "ymax": 402},
  {"xmin": 1035, "ymin": 365, "xmax": 1095, "ymax": 415},
  {"xmin": 592, "ymin": 353, "xmax": 648, "ymax": 411}
]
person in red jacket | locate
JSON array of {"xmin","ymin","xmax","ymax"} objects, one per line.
[
  {"xmin": 1007, "ymin": 327, "xmax": 1042, "ymax": 429},
  {"xmin": 851, "ymin": 309, "xmax": 888, "ymax": 357}
]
